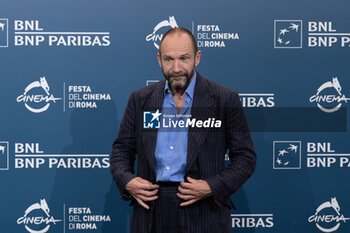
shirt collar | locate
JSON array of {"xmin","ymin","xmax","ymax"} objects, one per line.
[{"xmin": 164, "ymin": 71, "xmax": 197, "ymax": 100}]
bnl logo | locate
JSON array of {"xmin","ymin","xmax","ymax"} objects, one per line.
[
  {"xmin": 274, "ymin": 20, "xmax": 302, "ymax": 48},
  {"xmin": 0, "ymin": 141, "xmax": 9, "ymax": 170},
  {"xmin": 273, "ymin": 141, "xmax": 301, "ymax": 169},
  {"xmin": 143, "ymin": 109, "xmax": 162, "ymax": 129},
  {"xmin": 0, "ymin": 18, "xmax": 9, "ymax": 47}
]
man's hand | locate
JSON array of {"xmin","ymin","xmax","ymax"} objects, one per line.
[
  {"xmin": 177, "ymin": 177, "xmax": 212, "ymax": 206},
  {"xmin": 125, "ymin": 177, "xmax": 159, "ymax": 209}
]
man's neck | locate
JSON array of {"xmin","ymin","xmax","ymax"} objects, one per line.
[{"xmin": 171, "ymin": 89, "xmax": 185, "ymax": 97}]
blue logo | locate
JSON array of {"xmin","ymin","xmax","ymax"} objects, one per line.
[
  {"xmin": 0, "ymin": 141, "xmax": 9, "ymax": 170},
  {"xmin": 274, "ymin": 20, "xmax": 302, "ymax": 48},
  {"xmin": 0, "ymin": 18, "xmax": 8, "ymax": 47},
  {"xmin": 143, "ymin": 109, "xmax": 162, "ymax": 129},
  {"xmin": 273, "ymin": 141, "xmax": 301, "ymax": 169}
]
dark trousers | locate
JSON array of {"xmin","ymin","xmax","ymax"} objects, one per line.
[
  {"xmin": 130, "ymin": 182, "xmax": 232, "ymax": 233},
  {"xmin": 151, "ymin": 182, "xmax": 189, "ymax": 233}
]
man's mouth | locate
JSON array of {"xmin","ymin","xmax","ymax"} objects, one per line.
[
  {"xmin": 169, "ymin": 73, "xmax": 187, "ymax": 79},
  {"xmin": 171, "ymin": 76, "xmax": 184, "ymax": 80}
]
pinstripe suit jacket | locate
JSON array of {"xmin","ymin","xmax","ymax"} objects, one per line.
[{"xmin": 110, "ymin": 74, "xmax": 257, "ymax": 233}]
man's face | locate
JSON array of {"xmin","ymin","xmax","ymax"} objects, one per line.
[{"xmin": 157, "ymin": 33, "xmax": 201, "ymax": 91}]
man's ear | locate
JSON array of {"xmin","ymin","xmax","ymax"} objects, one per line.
[
  {"xmin": 195, "ymin": 50, "xmax": 202, "ymax": 67},
  {"xmin": 157, "ymin": 53, "xmax": 162, "ymax": 67}
]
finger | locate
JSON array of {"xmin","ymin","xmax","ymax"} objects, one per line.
[
  {"xmin": 136, "ymin": 194, "xmax": 158, "ymax": 202},
  {"xmin": 180, "ymin": 199, "xmax": 197, "ymax": 207},
  {"xmin": 137, "ymin": 181, "xmax": 159, "ymax": 190},
  {"xmin": 177, "ymin": 192, "xmax": 196, "ymax": 200},
  {"xmin": 180, "ymin": 182, "xmax": 193, "ymax": 189},
  {"xmin": 187, "ymin": 176, "xmax": 197, "ymax": 183},
  {"xmin": 178, "ymin": 186, "xmax": 196, "ymax": 195},
  {"xmin": 137, "ymin": 178, "xmax": 160, "ymax": 187},
  {"xmin": 136, "ymin": 189, "xmax": 158, "ymax": 197},
  {"xmin": 135, "ymin": 197, "xmax": 150, "ymax": 209}
]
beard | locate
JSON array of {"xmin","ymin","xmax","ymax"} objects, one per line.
[{"xmin": 162, "ymin": 67, "xmax": 195, "ymax": 92}]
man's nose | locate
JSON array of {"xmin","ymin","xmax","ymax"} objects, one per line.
[{"xmin": 172, "ymin": 60, "xmax": 181, "ymax": 72}]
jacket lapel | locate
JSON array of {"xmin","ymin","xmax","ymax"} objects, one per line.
[
  {"xmin": 142, "ymin": 80, "xmax": 165, "ymax": 181},
  {"xmin": 186, "ymin": 74, "xmax": 214, "ymax": 173}
]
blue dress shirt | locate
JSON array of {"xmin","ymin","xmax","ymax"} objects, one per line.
[{"xmin": 154, "ymin": 73, "xmax": 197, "ymax": 182}]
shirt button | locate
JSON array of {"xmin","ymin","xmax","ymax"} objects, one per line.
[
  {"xmin": 170, "ymin": 146, "xmax": 174, "ymax": 150},
  {"xmin": 166, "ymin": 166, "xmax": 170, "ymax": 170}
]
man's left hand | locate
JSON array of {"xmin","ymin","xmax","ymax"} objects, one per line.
[{"xmin": 177, "ymin": 176, "xmax": 212, "ymax": 206}]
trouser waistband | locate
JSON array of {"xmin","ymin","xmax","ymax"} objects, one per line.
[{"xmin": 156, "ymin": 181, "xmax": 180, "ymax": 194}]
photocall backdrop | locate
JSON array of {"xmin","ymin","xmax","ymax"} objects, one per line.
[{"xmin": 0, "ymin": 0, "xmax": 349, "ymax": 232}]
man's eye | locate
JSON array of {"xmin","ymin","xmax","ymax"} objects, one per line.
[
  {"xmin": 164, "ymin": 58, "xmax": 171, "ymax": 61},
  {"xmin": 181, "ymin": 57, "xmax": 188, "ymax": 60}
]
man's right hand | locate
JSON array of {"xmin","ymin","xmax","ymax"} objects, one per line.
[{"xmin": 125, "ymin": 177, "xmax": 159, "ymax": 209}]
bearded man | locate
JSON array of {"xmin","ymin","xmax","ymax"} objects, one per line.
[{"xmin": 110, "ymin": 27, "xmax": 257, "ymax": 233}]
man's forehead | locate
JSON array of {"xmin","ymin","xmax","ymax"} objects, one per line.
[
  {"xmin": 160, "ymin": 33, "xmax": 194, "ymax": 55},
  {"xmin": 161, "ymin": 45, "xmax": 192, "ymax": 55}
]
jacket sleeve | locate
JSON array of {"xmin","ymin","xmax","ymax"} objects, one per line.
[
  {"xmin": 206, "ymin": 91, "xmax": 257, "ymax": 205},
  {"xmin": 110, "ymin": 91, "xmax": 137, "ymax": 200}
]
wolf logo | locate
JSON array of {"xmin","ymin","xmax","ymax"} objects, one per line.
[
  {"xmin": 24, "ymin": 77, "xmax": 50, "ymax": 96},
  {"xmin": 152, "ymin": 16, "xmax": 178, "ymax": 34},
  {"xmin": 24, "ymin": 199, "xmax": 50, "ymax": 217},
  {"xmin": 19, "ymin": 198, "xmax": 62, "ymax": 233},
  {"xmin": 316, "ymin": 77, "xmax": 342, "ymax": 96},
  {"xmin": 308, "ymin": 197, "xmax": 350, "ymax": 233},
  {"xmin": 310, "ymin": 77, "xmax": 350, "ymax": 113},
  {"xmin": 146, "ymin": 16, "xmax": 179, "ymax": 49},
  {"xmin": 0, "ymin": 23, "xmax": 5, "ymax": 31},
  {"xmin": 315, "ymin": 197, "xmax": 340, "ymax": 216},
  {"xmin": 17, "ymin": 76, "xmax": 62, "ymax": 113}
]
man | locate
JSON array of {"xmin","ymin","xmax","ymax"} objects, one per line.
[{"xmin": 110, "ymin": 28, "xmax": 256, "ymax": 233}]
